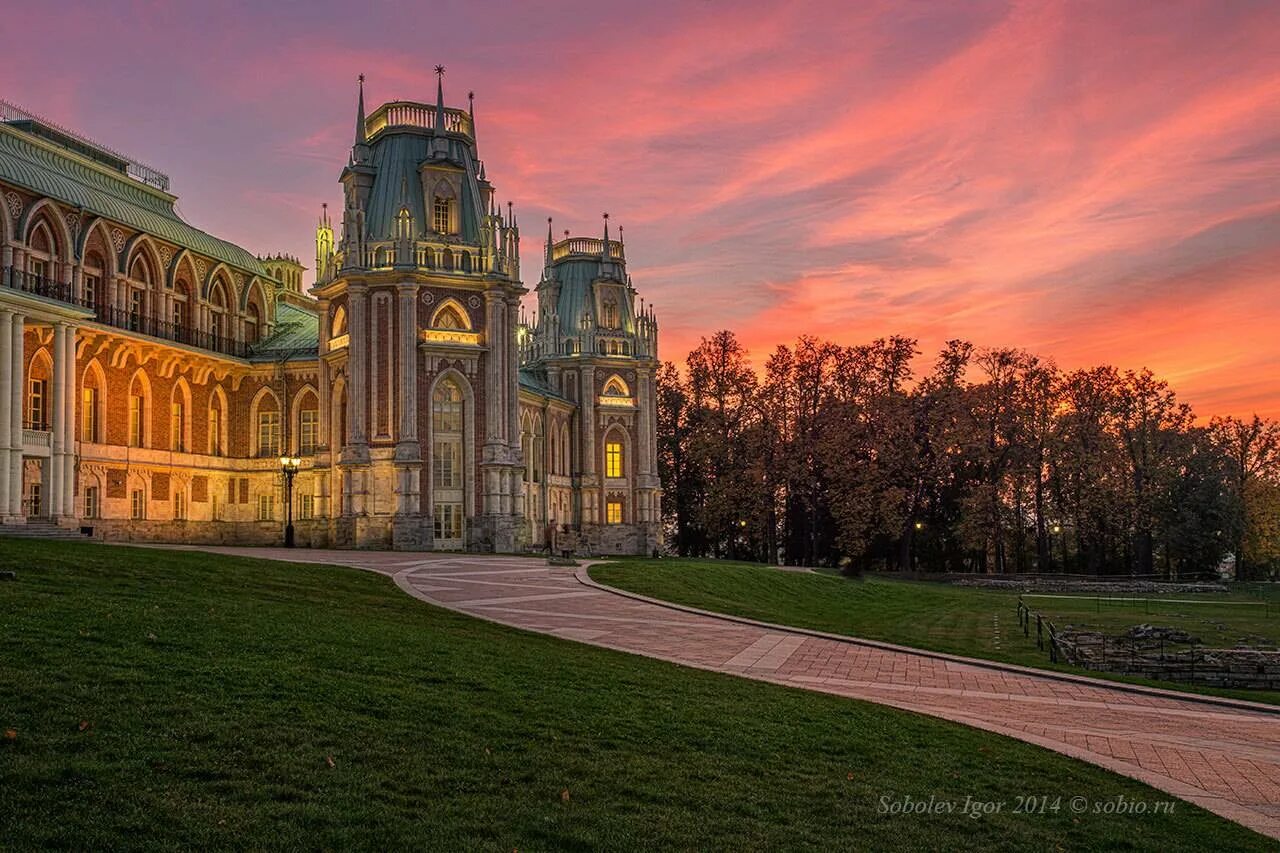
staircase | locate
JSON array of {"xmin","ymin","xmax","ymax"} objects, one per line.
[{"xmin": 0, "ymin": 518, "xmax": 93, "ymax": 541}]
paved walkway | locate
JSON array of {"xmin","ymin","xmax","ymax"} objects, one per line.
[{"xmin": 195, "ymin": 548, "xmax": 1280, "ymax": 840}]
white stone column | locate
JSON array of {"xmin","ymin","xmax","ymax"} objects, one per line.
[
  {"xmin": 10, "ymin": 314, "xmax": 24, "ymax": 519},
  {"xmin": 63, "ymin": 325, "xmax": 77, "ymax": 518},
  {"xmin": 51, "ymin": 323, "xmax": 67, "ymax": 517},
  {"xmin": 0, "ymin": 310, "xmax": 12, "ymax": 516},
  {"xmin": 318, "ymin": 356, "xmax": 331, "ymax": 449}
]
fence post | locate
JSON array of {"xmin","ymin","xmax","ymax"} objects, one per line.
[{"xmin": 1036, "ymin": 614, "xmax": 1043, "ymax": 650}]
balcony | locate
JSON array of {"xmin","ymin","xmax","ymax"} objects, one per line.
[
  {"xmin": 2, "ymin": 266, "xmax": 249, "ymax": 358},
  {"xmin": 94, "ymin": 305, "xmax": 248, "ymax": 358}
]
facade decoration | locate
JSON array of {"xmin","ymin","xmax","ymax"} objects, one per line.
[{"xmin": 0, "ymin": 79, "xmax": 660, "ymax": 554}]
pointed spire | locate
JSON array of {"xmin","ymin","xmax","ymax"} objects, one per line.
[
  {"xmin": 434, "ymin": 65, "xmax": 447, "ymax": 134},
  {"xmin": 320, "ymin": 201, "xmax": 329, "ymax": 227},
  {"xmin": 355, "ymin": 74, "xmax": 367, "ymax": 146}
]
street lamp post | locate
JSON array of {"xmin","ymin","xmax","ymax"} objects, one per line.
[{"xmin": 280, "ymin": 456, "xmax": 301, "ymax": 548}]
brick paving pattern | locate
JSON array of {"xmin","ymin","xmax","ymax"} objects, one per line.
[{"xmin": 193, "ymin": 548, "xmax": 1280, "ymax": 840}]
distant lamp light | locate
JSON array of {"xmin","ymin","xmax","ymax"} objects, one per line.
[
  {"xmin": 280, "ymin": 456, "xmax": 302, "ymax": 547},
  {"xmin": 914, "ymin": 521, "xmax": 924, "ymax": 531},
  {"xmin": 1051, "ymin": 524, "xmax": 1062, "ymax": 534}
]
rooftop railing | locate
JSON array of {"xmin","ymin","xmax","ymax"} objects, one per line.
[
  {"xmin": 551, "ymin": 237, "xmax": 625, "ymax": 262},
  {"xmin": 1, "ymin": 98, "xmax": 171, "ymax": 192},
  {"xmin": 364, "ymin": 101, "xmax": 474, "ymax": 140}
]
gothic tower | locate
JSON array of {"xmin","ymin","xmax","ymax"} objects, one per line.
[
  {"xmin": 311, "ymin": 71, "xmax": 525, "ymax": 550},
  {"xmin": 521, "ymin": 215, "xmax": 662, "ymax": 554}
]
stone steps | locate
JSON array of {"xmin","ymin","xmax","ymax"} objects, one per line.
[{"xmin": 0, "ymin": 520, "xmax": 92, "ymax": 541}]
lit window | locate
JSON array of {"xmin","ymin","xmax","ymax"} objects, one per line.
[
  {"xmin": 257, "ymin": 411, "xmax": 281, "ymax": 457},
  {"xmin": 257, "ymin": 493, "xmax": 274, "ymax": 521},
  {"xmin": 81, "ymin": 386, "xmax": 99, "ymax": 442},
  {"xmin": 605, "ymin": 441, "xmax": 623, "ymax": 478},
  {"xmin": 299, "ymin": 409, "xmax": 319, "ymax": 455},
  {"xmin": 83, "ymin": 485, "xmax": 100, "ymax": 519},
  {"xmin": 606, "ymin": 501, "xmax": 623, "ymax": 524},
  {"xmin": 130, "ymin": 489, "xmax": 145, "ymax": 520},
  {"xmin": 433, "ymin": 197, "xmax": 451, "ymax": 234}
]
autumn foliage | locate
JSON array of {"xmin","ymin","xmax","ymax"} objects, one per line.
[{"xmin": 658, "ymin": 331, "xmax": 1280, "ymax": 578}]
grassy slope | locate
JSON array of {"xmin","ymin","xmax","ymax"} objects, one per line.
[
  {"xmin": 0, "ymin": 540, "xmax": 1271, "ymax": 852},
  {"xmin": 589, "ymin": 559, "xmax": 1280, "ymax": 706}
]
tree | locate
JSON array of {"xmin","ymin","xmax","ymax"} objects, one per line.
[{"xmin": 1210, "ymin": 415, "xmax": 1280, "ymax": 579}]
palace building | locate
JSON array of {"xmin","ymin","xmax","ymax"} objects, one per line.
[{"xmin": 0, "ymin": 78, "xmax": 661, "ymax": 554}]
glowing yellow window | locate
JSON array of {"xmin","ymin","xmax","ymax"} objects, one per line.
[
  {"xmin": 606, "ymin": 501, "xmax": 623, "ymax": 525},
  {"xmin": 605, "ymin": 441, "xmax": 623, "ymax": 478}
]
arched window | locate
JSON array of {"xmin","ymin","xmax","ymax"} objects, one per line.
[
  {"xmin": 208, "ymin": 389, "xmax": 226, "ymax": 456},
  {"xmin": 603, "ymin": 376, "xmax": 629, "ymax": 398},
  {"xmin": 80, "ymin": 361, "xmax": 106, "ymax": 443},
  {"xmin": 209, "ymin": 280, "xmax": 229, "ymax": 342},
  {"xmin": 82, "ymin": 249, "xmax": 106, "ymax": 312},
  {"xmin": 433, "ymin": 304, "xmax": 466, "ymax": 330},
  {"xmin": 330, "ymin": 304, "xmax": 348, "ymax": 339},
  {"xmin": 432, "ymin": 378, "xmax": 465, "ymax": 548},
  {"xmin": 27, "ymin": 221, "xmax": 57, "ymax": 282},
  {"xmin": 245, "ymin": 302, "xmax": 260, "ymax": 345},
  {"xmin": 601, "ymin": 298, "xmax": 619, "ymax": 330},
  {"xmin": 173, "ymin": 278, "xmax": 192, "ymax": 339},
  {"xmin": 432, "ymin": 184, "xmax": 455, "ymax": 235},
  {"xmin": 293, "ymin": 387, "xmax": 320, "ymax": 455},
  {"xmin": 251, "ymin": 389, "xmax": 281, "ymax": 457},
  {"xmin": 128, "ymin": 373, "xmax": 150, "ymax": 448},
  {"xmin": 26, "ymin": 350, "xmax": 51, "ymax": 430},
  {"xmin": 441, "ymin": 249, "xmax": 454, "ymax": 271},
  {"xmin": 605, "ymin": 440, "xmax": 623, "ymax": 479}
]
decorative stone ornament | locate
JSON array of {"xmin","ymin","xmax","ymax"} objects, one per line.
[
  {"xmin": 3, "ymin": 191, "xmax": 21, "ymax": 219},
  {"xmin": 110, "ymin": 227, "xmax": 126, "ymax": 251}
]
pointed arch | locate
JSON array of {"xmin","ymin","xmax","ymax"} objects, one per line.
[
  {"xmin": 18, "ymin": 198, "xmax": 73, "ymax": 256},
  {"xmin": 169, "ymin": 376, "xmax": 193, "ymax": 452},
  {"xmin": 429, "ymin": 298, "xmax": 471, "ymax": 330},
  {"xmin": 201, "ymin": 262, "xmax": 234, "ymax": 301},
  {"xmin": 207, "ymin": 384, "xmax": 229, "ymax": 456},
  {"xmin": 602, "ymin": 422, "xmax": 630, "ymax": 480},
  {"xmin": 127, "ymin": 368, "xmax": 153, "ymax": 447},
  {"xmin": 75, "ymin": 216, "xmax": 114, "ymax": 264},
  {"xmin": 121, "ymin": 233, "xmax": 163, "ymax": 281},
  {"xmin": 25, "ymin": 347, "xmax": 53, "ymax": 430},
  {"xmin": 289, "ymin": 383, "xmax": 320, "ymax": 455},
  {"xmin": 602, "ymin": 374, "xmax": 631, "ymax": 397},
  {"xmin": 239, "ymin": 275, "xmax": 268, "ymax": 312},
  {"xmin": 427, "ymin": 368, "xmax": 476, "ymax": 546},
  {"xmin": 80, "ymin": 358, "xmax": 107, "ymax": 443},
  {"xmin": 249, "ymin": 385, "xmax": 282, "ymax": 457},
  {"xmin": 330, "ymin": 303, "xmax": 348, "ymax": 339}
]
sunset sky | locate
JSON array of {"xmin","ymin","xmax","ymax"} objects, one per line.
[{"xmin": 4, "ymin": 1, "xmax": 1277, "ymax": 417}]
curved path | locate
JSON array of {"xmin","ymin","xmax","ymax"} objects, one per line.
[{"xmin": 195, "ymin": 548, "xmax": 1280, "ymax": 840}]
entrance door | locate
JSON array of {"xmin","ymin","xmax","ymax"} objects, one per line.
[{"xmin": 431, "ymin": 379, "xmax": 466, "ymax": 550}]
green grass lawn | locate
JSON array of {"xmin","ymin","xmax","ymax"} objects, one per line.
[
  {"xmin": 589, "ymin": 558, "xmax": 1280, "ymax": 706},
  {"xmin": 1, "ymin": 541, "xmax": 1272, "ymax": 850}
]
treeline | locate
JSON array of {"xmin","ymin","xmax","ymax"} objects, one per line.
[{"xmin": 657, "ymin": 332, "xmax": 1280, "ymax": 579}]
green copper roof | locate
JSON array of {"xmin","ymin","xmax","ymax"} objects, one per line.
[
  {"xmin": 0, "ymin": 122, "xmax": 265, "ymax": 275},
  {"xmin": 363, "ymin": 131, "xmax": 484, "ymax": 243},
  {"xmin": 248, "ymin": 301, "xmax": 319, "ymax": 362},
  {"xmin": 518, "ymin": 366, "xmax": 567, "ymax": 401}
]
